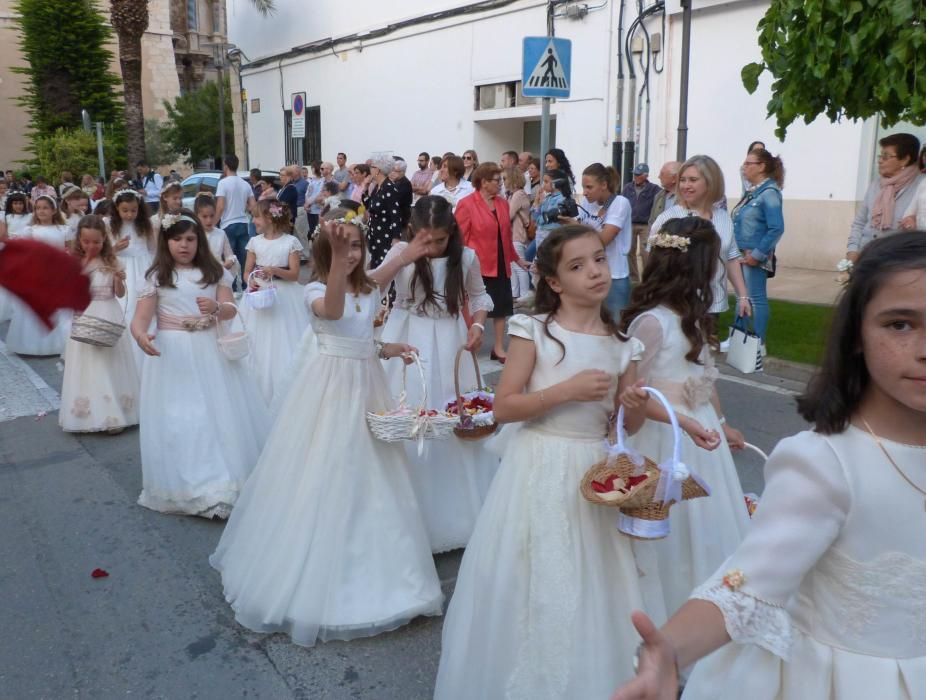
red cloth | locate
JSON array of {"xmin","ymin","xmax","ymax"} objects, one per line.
[
  {"xmin": 455, "ymin": 192, "xmax": 518, "ymax": 279},
  {"xmin": 0, "ymin": 239, "xmax": 90, "ymax": 328}
]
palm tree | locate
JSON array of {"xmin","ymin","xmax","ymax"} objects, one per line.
[{"xmin": 110, "ymin": 0, "xmax": 275, "ymax": 167}]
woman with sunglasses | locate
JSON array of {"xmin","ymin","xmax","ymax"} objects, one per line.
[{"xmin": 462, "ymin": 150, "xmax": 479, "ymax": 182}]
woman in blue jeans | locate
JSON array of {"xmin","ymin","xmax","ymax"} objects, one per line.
[{"xmin": 732, "ymin": 149, "xmax": 785, "ymax": 343}]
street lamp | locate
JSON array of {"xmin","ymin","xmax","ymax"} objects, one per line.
[{"xmin": 207, "ymin": 42, "xmax": 228, "ymax": 167}]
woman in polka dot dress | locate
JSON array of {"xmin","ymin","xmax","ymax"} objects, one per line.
[{"xmin": 363, "ymin": 155, "xmax": 404, "ymax": 268}]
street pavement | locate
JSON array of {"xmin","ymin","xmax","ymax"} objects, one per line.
[{"xmin": 0, "ymin": 321, "xmax": 809, "ymax": 700}]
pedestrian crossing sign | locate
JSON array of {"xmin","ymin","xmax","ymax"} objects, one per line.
[{"xmin": 522, "ymin": 36, "xmax": 572, "ymax": 98}]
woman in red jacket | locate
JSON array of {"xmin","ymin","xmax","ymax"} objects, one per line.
[{"xmin": 455, "ymin": 162, "xmax": 525, "ymax": 362}]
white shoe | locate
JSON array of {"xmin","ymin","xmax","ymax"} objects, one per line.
[
  {"xmin": 760, "ymin": 343, "xmax": 768, "ymax": 358},
  {"xmin": 720, "ymin": 339, "xmax": 731, "ymax": 353}
]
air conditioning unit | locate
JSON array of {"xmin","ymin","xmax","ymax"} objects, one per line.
[
  {"xmin": 515, "ymin": 82, "xmax": 539, "ymax": 106},
  {"xmin": 478, "ymin": 84, "xmax": 509, "ymax": 110}
]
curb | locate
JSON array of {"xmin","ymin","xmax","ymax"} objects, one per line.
[{"xmin": 760, "ymin": 356, "xmax": 817, "ymax": 385}]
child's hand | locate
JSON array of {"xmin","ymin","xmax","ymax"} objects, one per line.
[
  {"xmin": 566, "ymin": 369, "xmax": 612, "ymax": 402},
  {"xmin": 113, "ymin": 236, "xmax": 130, "ymax": 252},
  {"xmin": 619, "ymin": 379, "xmax": 649, "ymax": 410},
  {"xmin": 680, "ymin": 416, "xmax": 720, "ymax": 451},
  {"xmin": 901, "ymin": 215, "xmax": 916, "ymax": 230},
  {"xmin": 113, "ymin": 269, "xmax": 127, "ymax": 282},
  {"xmin": 464, "ymin": 323, "xmax": 484, "ymax": 352},
  {"xmin": 136, "ymin": 333, "xmax": 160, "ymax": 357},
  {"xmin": 327, "ymin": 222, "xmax": 352, "ymax": 257},
  {"xmin": 196, "ymin": 296, "xmax": 219, "ymax": 315},
  {"xmin": 722, "ymin": 423, "xmax": 746, "ymax": 451},
  {"xmin": 384, "ymin": 343, "xmax": 418, "ymax": 363},
  {"xmin": 405, "ymin": 230, "xmax": 434, "ymax": 261}
]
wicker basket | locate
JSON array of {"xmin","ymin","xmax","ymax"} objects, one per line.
[
  {"xmin": 448, "ymin": 346, "xmax": 498, "ymax": 440},
  {"xmin": 70, "ymin": 307, "xmax": 126, "ymax": 348},
  {"xmin": 245, "ymin": 270, "xmax": 277, "ymax": 310},
  {"xmin": 366, "ymin": 353, "xmax": 457, "ymax": 448},
  {"xmin": 216, "ymin": 302, "xmax": 249, "ymax": 361},
  {"xmin": 579, "ymin": 387, "xmax": 710, "ymax": 540}
]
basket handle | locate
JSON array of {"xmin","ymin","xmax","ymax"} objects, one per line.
[
  {"xmin": 397, "ymin": 351, "xmax": 428, "ymax": 413},
  {"xmin": 215, "ymin": 301, "xmax": 243, "ymax": 338},
  {"xmin": 614, "ymin": 386, "xmax": 689, "ymax": 505},
  {"xmin": 453, "ymin": 344, "xmax": 482, "ymax": 404},
  {"xmin": 247, "ymin": 269, "xmax": 275, "ymax": 289}
]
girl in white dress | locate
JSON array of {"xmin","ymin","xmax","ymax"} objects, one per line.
[
  {"xmin": 0, "ymin": 192, "xmax": 31, "ymax": 323},
  {"xmin": 6, "ymin": 195, "xmax": 73, "ymax": 356},
  {"xmin": 59, "ymin": 215, "xmax": 139, "ymax": 434},
  {"xmin": 435, "ymin": 224, "xmax": 651, "ymax": 699},
  {"xmin": 613, "ymin": 231, "xmax": 926, "ymax": 700},
  {"xmin": 377, "ymin": 195, "xmax": 498, "ymax": 552},
  {"xmin": 149, "ymin": 182, "xmax": 182, "ymax": 232},
  {"xmin": 239, "ymin": 198, "xmax": 310, "ymax": 405},
  {"xmin": 621, "ymin": 217, "xmax": 751, "ymax": 617},
  {"xmin": 193, "ymin": 194, "xmax": 236, "ymax": 272},
  {"xmin": 109, "ymin": 189, "xmax": 155, "ymax": 370},
  {"xmin": 61, "ymin": 186, "xmax": 91, "ymax": 238},
  {"xmin": 211, "ymin": 211, "xmax": 443, "ymax": 647},
  {"xmin": 131, "ymin": 209, "xmax": 269, "ymax": 519}
]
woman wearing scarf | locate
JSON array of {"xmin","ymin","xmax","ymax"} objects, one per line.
[
  {"xmin": 732, "ymin": 148, "xmax": 785, "ymax": 344},
  {"xmin": 848, "ymin": 133, "xmax": 923, "ymax": 260}
]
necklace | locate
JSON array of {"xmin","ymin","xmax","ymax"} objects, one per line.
[{"xmin": 861, "ymin": 417, "xmax": 926, "ymax": 510}]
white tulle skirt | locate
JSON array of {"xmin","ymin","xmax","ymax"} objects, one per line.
[
  {"xmin": 435, "ymin": 425, "xmax": 651, "ymax": 699},
  {"xmin": 118, "ymin": 251, "xmax": 154, "ymax": 372},
  {"xmin": 380, "ymin": 309, "xmax": 499, "ymax": 552},
  {"xmin": 629, "ymin": 401, "xmax": 751, "ymax": 619},
  {"xmin": 59, "ymin": 297, "xmax": 139, "ymax": 432},
  {"xmin": 210, "ymin": 335, "xmax": 443, "ymax": 646},
  {"xmin": 0, "ymin": 286, "xmax": 14, "ymax": 323},
  {"xmin": 6, "ymin": 298, "xmax": 71, "ymax": 356},
  {"xmin": 138, "ymin": 327, "xmax": 270, "ymax": 518},
  {"xmin": 238, "ymin": 279, "xmax": 310, "ymax": 406}
]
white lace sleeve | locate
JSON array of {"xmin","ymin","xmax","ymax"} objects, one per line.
[
  {"xmin": 690, "ymin": 431, "xmax": 852, "ymax": 660},
  {"xmin": 463, "ymin": 248, "xmax": 494, "ymax": 314},
  {"xmin": 627, "ymin": 312, "xmax": 665, "ymax": 380}
]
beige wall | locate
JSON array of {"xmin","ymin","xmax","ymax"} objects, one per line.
[
  {"xmin": 775, "ymin": 199, "xmax": 857, "ymax": 271},
  {"xmin": 0, "ymin": 3, "xmax": 33, "ymax": 168}
]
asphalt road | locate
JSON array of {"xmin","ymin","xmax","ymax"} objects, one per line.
[{"xmin": 0, "ymin": 320, "xmax": 809, "ymax": 700}]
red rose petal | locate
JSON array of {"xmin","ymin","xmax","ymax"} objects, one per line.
[{"xmin": 91, "ymin": 568, "xmax": 109, "ymax": 578}]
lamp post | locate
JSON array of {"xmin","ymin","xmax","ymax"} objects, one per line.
[{"xmin": 209, "ymin": 42, "xmax": 228, "ymax": 167}]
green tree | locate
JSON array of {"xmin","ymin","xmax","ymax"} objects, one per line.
[
  {"xmin": 29, "ymin": 128, "xmax": 127, "ymax": 180},
  {"xmin": 743, "ymin": 0, "xmax": 926, "ymax": 138},
  {"xmin": 144, "ymin": 118, "xmax": 180, "ymax": 168},
  {"xmin": 13, "ymin": 0, "xmax": 125, "ymax": 153},
  {"xmin": 162, "ymin": 81, "xmax": 234, "ymax": 167}
]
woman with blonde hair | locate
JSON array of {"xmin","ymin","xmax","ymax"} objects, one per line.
[
  {"xmin": 462, "ymin": 150, "xmax": 479, "ymax": 182},
  {"xmin": 503, "ymin": 166, "xmax": 531, "ymax": 300}
]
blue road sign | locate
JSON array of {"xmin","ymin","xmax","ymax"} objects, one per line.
[{"xmin": 522, "ymin": 36, "xmax": 572, "ymax": 98}]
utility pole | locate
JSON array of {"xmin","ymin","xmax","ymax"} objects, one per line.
[
  {"xmin": 212, "ymin": 43, "xmax": 228, "ymax": 167},
  {"xmin": 677, "ymin": 0, "xmax": 692, "ymax": 161},
  {"xmin": 540, "ymin": 2, "xmax": 556, "ymax": 175}
]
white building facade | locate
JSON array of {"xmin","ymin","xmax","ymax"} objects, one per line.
[{"xmin": 228, "ymin": 0, "xmax": 925, "ymax": 271}]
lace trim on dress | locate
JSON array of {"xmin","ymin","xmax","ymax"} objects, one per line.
[
  {"xmin": 505, "ymin": 436, "xmax": 579, "ymax": 699},
  {"xmin": 691, "ymin": 578, "xmax": 793, "ymax": 660}
]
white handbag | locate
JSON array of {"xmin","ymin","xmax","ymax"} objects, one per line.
[{"xmin": 725, "ymin": 316, "xmax": 763, "ymax": 374}]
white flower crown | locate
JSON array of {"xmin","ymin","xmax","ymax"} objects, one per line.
[
  {"xmin": 113, "ymin": 188, "xmax": 140, "ymax": 201},
  {"xmin": 160, "ymin": 213, "xmax": 197, "ymax": 231},
  {"xmin": 648, "ymin": 232, "xmax": 690, "ymax": 252},
  {"xmin": 311, "ymin": 206, "xmax": 369, "ymax": 238}
]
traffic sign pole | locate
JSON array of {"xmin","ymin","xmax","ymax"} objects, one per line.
[{"xmin": 542, "ymin": 6, "xmax": 553, "ymax": 176}]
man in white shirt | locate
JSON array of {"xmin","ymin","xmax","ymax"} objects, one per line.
[
  {"xmin": 215, "ymin": 154, "xmax": 256, "ymax": 276},
  {"xmin": 134, "ymin": 161, "xmax": 163, "ymax": 208}
]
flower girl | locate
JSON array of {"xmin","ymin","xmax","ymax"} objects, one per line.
[
  {"xmin": 131, "ymin": 209, "xmax": 269, "ymax": 519},
  {"xmin": 109, "ymin": 189, "xmax": 155, "ymax": 370},
  {"xmin": 239, "ymin": 198, "xmax": 310, "ymax": 405},
  {"xmin": 59, "ymin": 215, "xmax": 139, "ymax": 434},
  {"xmin": 613, "ymin": 232, "xmax": 926, "ymax": 700},
  {"xmin": 435, "ymin": 224, "xmax": 651, "ymax": 699},
  {"xmin": 6, "ymin": 195, "xmax": 73, "ymax": 356},
  {"xmin": 620, "ymin": 217, "xmax": 750, "ymax": 618},
  {"xmin": 193, "ymin": 194, "xmax": 237, "ymax": 272},
  {"xmin": 377, "ymin": 195, "xmax": 498, "ymax": 552},
  {"xmin": 211, "ymin": 210, "xmax": 443, "ymax": 647},
  {"xmin": 61, "ymin": 186, "xmax": 91, "ymax": 236},
  {"xmin": 0, "ymin": 192, "xmax": 31, "ymax": 323},
  {"xmin": 150, "ymin": 182, "xmax": 182, "ymax": 232}
]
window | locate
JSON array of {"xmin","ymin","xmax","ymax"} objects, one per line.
[
  {"xmin": 283, "ymin": 106, "xmax": 322, "ymax": 165},
  {"xmin": 182, "ymin": 175, "xmax": 202, "ymax": 199},
  {"xmin": 187, "ymin": 0, "xmax": 198, "ymax": 31}
]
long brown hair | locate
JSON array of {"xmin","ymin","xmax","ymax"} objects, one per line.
[
  {"xmin": 797, "ymin": 232, "xmax": 926, "ymax": 434},
  {"xmin": 31, "ymin": 194, "xmax": 65, "ymax": 225},
  {"xmin": 157, "ymin": 182, "xmax": 183, "ymax": 217},
  {"xmin": 74, "ymin": 215, "xmax": 119, "ymax": 269},
  {"xmin": 533, "ymin": 224, "xmax": 625, "ymax": 363},
  {"xmin": 751, "ymin": 148, "xmax": 785, "ymax": 188},
  {"xmin": 620, "ymin": 217, "xmax": 720, "ymax": 363},
  {"xmin": 311, "ymin": 208, "xmax": 376, "ymax": 294},
  {"xmin": 111, "ymin": 190, "xmax": 153, "ymax": 239},
  {"xmin": 145, "ymin": 208, "xmax": 223, "ymax": 288},
  {"xmin": 406, "ymin": 195, "xmax": 464, "ymax": 317}
]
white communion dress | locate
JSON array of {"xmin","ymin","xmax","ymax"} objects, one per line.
[
  {"xmin": 627, "ymin": 306, "xmax": 751, "ymax": 616},
  {"xmin": 210, "ymin": 282, "xmax": 443, "ymax": 646},
  {"xmin": 59, "ymin": 262, "xmax": 139, "ymax": 432},
  {"xmin": 5, "ymin": 224, "xmax": 73, "ymax": 356},
  {"xmin": 683, "ymin": 426, "xmax": 926, "ymax": 699},
  {"xmin": 379, "ymin": 243, "xmax": 499, "ymax": 552},
  {"xmin": 238, "ymin": 233, "xmax": 310, "ymax": 406},
  {"xmin": 0, "ymin": 214, "xmax": 30, "ymax": 322},
  {"xmin": 435, "ymin": 314, "xmax": 652, "ymax": 699},
  {"xmin": 137, "ymin": 267, "xmax": 270, "ymax": 518},
  {"xmin": 110, "ymin": 219, "xmax": 156, "ymax": 371}
]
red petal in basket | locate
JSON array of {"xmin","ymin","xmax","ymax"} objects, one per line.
[
  {"xmin": 591, "ymin": 479, "xmax": 611, "ymax": 493},
  {"xmin": 91, "ymin": 568, "xmax": 109, "ymax": 578}
]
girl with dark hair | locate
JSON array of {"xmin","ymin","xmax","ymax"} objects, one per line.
[
  {"xmin": 436, "ymin": 224, "xmax": 650, "ymax": 699},
  {"xmin": 59, "ymin": 215, "xmax": 139, "ymax": 434},
  {"xmin": 545, "ymin": 147, "xmax": 576, "ymax": 185},
  {"xmin": 620, "ymin": 216, "xmax": 750, "ymax": 620},
  {"xmin": 0, "ymin": 192, "xmax": 30, "ymax": 322},
  {"xmin": 377, "ymin": 194, "xmax": 497, "ymax": 553},
  {"xmin": 211, "ymin": 211, "xmax": 443, "ymax": 648},
  {"xmin": 131, "ymin": 209, "xmax": 269, "ymax": 518},
  {"xmin": 613, "ymin": 231, "xmax": 926, "ymax": 700}
]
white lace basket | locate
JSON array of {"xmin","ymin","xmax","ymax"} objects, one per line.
[
  {"xmin": 216, "ymin": 302, "xmax": 249, "ymax": 361},
  {"xmin": 245, "ymin": 270, "xmax": 277, "ymax": 310},
  {"xmin": 70, "ymin": 308, "xmax": 126, "ymax": 348}
]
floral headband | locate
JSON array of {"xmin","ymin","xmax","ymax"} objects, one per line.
[
  {"xmin": 160, "ymin": 182, "xmax": 182, "ymax": 194},
  {"xmin": 648, "ymin": 231, "xmax": 690, "ymax": 252},
  {"xmin": 114, "ymin": 188, "xmax": 140, "ymax": 201},
  {"xmin": 160, "ymin": 213, "xmax": 197, "ymax": 231},
  {"xmin": 311, "ymin": 205, "xmax": 369, "ymax": 238},
  {"xmin": 267, "ymin": 201, "xmax": 286, "ymax": 219}
]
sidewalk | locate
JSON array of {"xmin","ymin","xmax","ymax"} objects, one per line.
[{"xmin": 767, "ymin": 266, "xmax": 841, "ymax": 305}]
